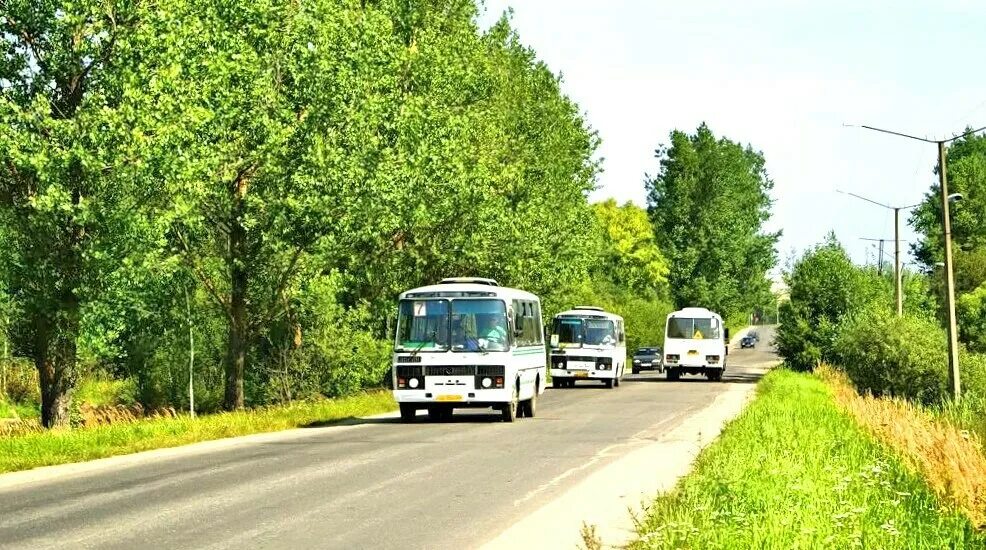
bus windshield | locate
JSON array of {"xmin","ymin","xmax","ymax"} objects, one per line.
[
  {"xmin": 666, "ymin": 317, "xmax": 718, "ymax": 340},
  {"xmin": 396, "ymin": 298, "xmax": 509, "ymax": 352},
  {"xmin": 552, "ymin": 317, "xmax": 616, "ymax": 347},
  {"xmin": 396, "ymin": 299, "xmax": 449, "ymax": 351},
  {"xmin": 451, "ymin": 299, "xmax": 508, "ymax": 352}
]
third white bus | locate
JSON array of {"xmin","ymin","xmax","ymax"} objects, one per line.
[{"xmin": 663, "ymin": 307, "xmax": 728, "ymax": 382}]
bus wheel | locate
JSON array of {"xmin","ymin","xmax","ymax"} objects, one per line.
[
  {"xmin": 502, "ymin": 383, "xmax": 519, "ymax": 422},
  {"xmin": 399, "ymin": 404, "xmax": 416, "ymax": 423},
  {"xmin": 521, "ymin": 387, "xmax": 538, "ymax": 418},
  {"xmin": 667, "ymin": 368, "xmax": 680, "ymax": 381},
  {"xmin": 552, "ymin": 379, "xmax": 561, "ymax": 389},
  {"xmin": 614, "ymin": 374, "xmax": 621, "ymax": 387}
]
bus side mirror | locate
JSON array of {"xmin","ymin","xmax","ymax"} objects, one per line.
[{"xmin": 724, "ymin": 328, "xmax": 730, "ymax": 341}]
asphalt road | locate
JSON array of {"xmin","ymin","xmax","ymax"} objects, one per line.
[{"xmin": 0, "ymin": 327, "xmax": 778, "ymax": 550}]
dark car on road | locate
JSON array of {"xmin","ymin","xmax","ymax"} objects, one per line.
[
  {"xmin": 632, "ymin": 346, "xmax": 663, "ymax": 374},
  {"xmin": 740, "ymin": 335, "xmax": 756, "ymax": 349}
]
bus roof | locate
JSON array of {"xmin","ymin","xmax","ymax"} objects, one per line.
[
  {"xmin": 399, "ymin": 281, "xmax": 540, "ymax": 301},
  {"xmin": 554, "ymin": 307, "xmax": 623, "ymax": 321},
  {"xmin": 667, "ymin": 307, "xmax": 722, "ymax": 319}
]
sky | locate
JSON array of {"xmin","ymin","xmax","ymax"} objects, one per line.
[{"xmin": 477, "ymin": 0, "xmax": 986, "ymax": 272}]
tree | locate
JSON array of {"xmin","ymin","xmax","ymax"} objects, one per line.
[
  {"xmin": 645, "ymin": 123, "xmax": 779, "ymax": 320},
  {"xmin": 910, "ymin": 131, "xmax": 986, "ymax": 347},
  {"xmin": 0, "ymin": 0, "xmax": 179, "ymax": 426},
  {"xmin": 775, "ymin": 233, "xmax": 884, "ymax": 371},
  {"xmin": 591, "ymin": 199, "xmax": 669, "ymax": 295}
]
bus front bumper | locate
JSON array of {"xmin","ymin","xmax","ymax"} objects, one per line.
[
  {"xmin": 550, "ymin": 368, "xmax": 616, "ymax": 380},
  {"xmin": 393, "ymin": 388, "xmax": 512, "ymax": 405}
]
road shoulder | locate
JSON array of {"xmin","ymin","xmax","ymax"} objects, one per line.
[{"xmin": 480, "ymin": 369, "xmax": 769, "ymax": 550}]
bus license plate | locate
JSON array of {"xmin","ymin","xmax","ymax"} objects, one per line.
[
  {"xmin": 575, "ymin": 371, "xmax": 589, "ymax": 378},
  {"xmin": 436, "ymin": 395, "xmax": 462, "ymax": 402}
]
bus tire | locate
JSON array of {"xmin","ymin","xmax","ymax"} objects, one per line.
[
  {"xmin": 667, "ymin": 368, "xmax": 680, "ymax": 381},
  {"xmin": 552, "ymin": 379, "xmax": 561, "ymax": 389},
  {"xmin": 501, "ymin": 384, "xmax": 518, "ymax": 422},
  {"xmin": 399, "ymin": 404, "xmax": 416, "ymax": 423},
  {"xmin": 521, "ymin": 387, "xmax": 537, "ymax": 418},
  {"xmin": 614, "ymin": 372, "xmax": 621, "ymax": 387}
]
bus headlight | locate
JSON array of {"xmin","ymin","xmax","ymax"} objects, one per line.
[
  {"xmin": 481, "ymin": 377, "xmax": 492, "ymax": 388},
  {"xmin": 408, "ymin": 377, "xmax": 420, "ymax": 389}
]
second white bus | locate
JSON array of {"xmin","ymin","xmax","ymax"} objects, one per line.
[{"xmin": 548, "ymin": 306, "xmax": 626, "ymax": 388}]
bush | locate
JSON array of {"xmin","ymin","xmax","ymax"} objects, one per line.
[
  {"xmin": 1, "ymin": 358, "xmax": 38, "ymax": 404},
  {"xmin": 833, "ymin": 307, "xmax": 950, "ymax": 405},
  {"xmin": 776, "ymin": 235, "xmax": 885, "ymax": 372}
]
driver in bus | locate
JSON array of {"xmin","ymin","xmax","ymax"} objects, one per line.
[{"xmin": 478, "ymin": 315, "xmax": 508, "ymax": 350}]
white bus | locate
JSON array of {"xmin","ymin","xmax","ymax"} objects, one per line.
[
  {"xmin": 392, "ymin": 277, "xmax": 546, "ymax": 423},
  {"xmin": 548, "ymin": 306, "xmax": 626, "ymax": 388},
  {"xmin": 663, "ymin": 307, "xmax": 728, "ymax": 382}
]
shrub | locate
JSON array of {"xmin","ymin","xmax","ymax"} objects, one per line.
[
  {"xmin": 833, "ymin": 307, "xmax": 950, "ymax": 405},
  {"xmin": 1, "ymin": 358, "xmax": 39, "ymax": 404}
]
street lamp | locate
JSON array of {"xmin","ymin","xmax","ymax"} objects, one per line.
[
  {"xmin": 846, "ymin": 124, "xmax": 986, "ymax": 401},
  {"xmin": 839, "ymin": 190, "xmax": 919, "ymax": 316}
]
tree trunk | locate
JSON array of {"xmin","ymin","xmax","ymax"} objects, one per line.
[
  {"xmin": 34, "ymin": 316, "xmax": 76, "ymax": 428},
  {"xmin": 224, "ymin": 175, "xmax": 249, "ymax": 410}
]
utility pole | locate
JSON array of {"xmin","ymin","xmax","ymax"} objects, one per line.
[
  {"xmin": 844, "ymin": 192, "xmax": 919, "ymax": 318},
  {"xmin": 846, "ymin": 124, "xmax": 986, "ymax": 401},
  {"xmin": 859, "ymin": 235, "xmax": 909, "ymax": 311},
  {"xmin": 939, "ymin": 141, "xmax": 961, "ymax": 401},
  {"xmin": 894, "ymin": 208, "xmax": 902, "ymax": 316}
]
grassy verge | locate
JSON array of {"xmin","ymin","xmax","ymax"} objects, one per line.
[
  {"xmin": 629, "ymin": 369, "xmax": 983, "ymax": 549},
  {"xmin": 0, "ymin": 391, "xmax": 395, "ymax": 474},
  {"xmin": 818, "ymin": 366, "xmax": 986, "ymax": 528}
]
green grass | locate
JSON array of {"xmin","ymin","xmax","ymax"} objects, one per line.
[
  {"xmin": 628, "ymin": 369, "xmax": 984, "ymax": 549},
  {"xmin": 0, "ymin": 391, "xmax": 395, "ymax": 474},
  {"xmin": 0, "ymin": 398, "xmax": 38, "ymax": 420}
]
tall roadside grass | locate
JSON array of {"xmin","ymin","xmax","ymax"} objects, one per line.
[
  {"xmin": 0, "ymin": 391, "xmax": 395, "ymax": 474},
  {"xmin": 817, "ymin": 365, "xmax": 986, "ymax": 529},
  {"xmin": 628, "ymin": 369, "xmax": 983, "ymax": 549}
]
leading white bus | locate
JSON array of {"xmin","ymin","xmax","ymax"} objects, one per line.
[
  {"xmin": 392, "ymin": 277, "xmax": 546, "ymax": 423},
  {"xmin": 548, "ymin": 306, "xmax": 626, "ymax": 388},
  {"xmin": 663, "ymin": 307, "xmax": 728, "ymax": 382}
]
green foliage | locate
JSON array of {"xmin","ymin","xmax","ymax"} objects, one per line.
[
  {"xmin": 776, "ymin": 234, "xmax": 884, "ymax": 371},
  {"xmin": 0, "ymin": 358, "xmax": 38, "ymax": 404},
  {"xmin": 1, "ymin": 1, "xmax": 605, "ymax": 420},
  {"xmin": 629, "ymin": 369, "xmax": 982, "ymax": 549},
  {"xmin": 833, "ymin": 307, "xmax": 950, "ymax": 405},
  {"xmin": 957, "ymin": 284, "xmax": 986, "ymax": 353},
  {"xmin": 74, "ymin": 376, "xmax": 138, "ymax": 408},
  {"xmin": 591, "ymin": 200, "xmax": 669, "ymax": 295},
  {"xmin": 645, "ymin": 123, "xmax": 779, "ymax": 321},
  {"xmin": 910, "ymin": 132, "xmax": 986, "ymax": 269}
]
